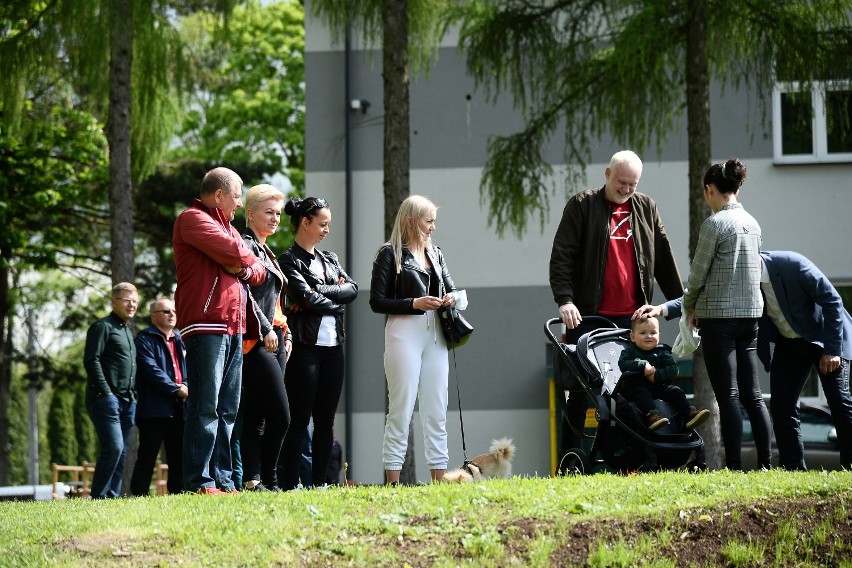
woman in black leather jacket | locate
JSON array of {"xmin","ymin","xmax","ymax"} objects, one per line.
[
  {"xmin": 370, "ymin": 195, "xmax": 458, "ymax": 485},
  {"xmin": 277, "ymin": 196, "xmax": 357, "ymax": 490},
  {"xmin": 240, "ymin": 184, "xmax": 291, "ymax": 491}
]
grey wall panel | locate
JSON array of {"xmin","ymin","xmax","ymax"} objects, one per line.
[{"xmin": 306, "ymin": 47, "xmax": 773, "ymax": 174}]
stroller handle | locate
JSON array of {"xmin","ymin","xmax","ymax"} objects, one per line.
[{"xmin": 543, "ymin": 315, "xmax": 620, "ymax": 344}]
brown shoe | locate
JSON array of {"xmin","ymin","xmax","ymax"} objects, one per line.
[
  {"xmin": 686, "ymin": 409, "xmax": 711, "ymax": 429},
  {"xmin": 647, "ymin": 412, "xmax": 669, "ymax": 431},
  {"xmin": 198, "ymin": 487, "xmax": 228, "ymax": 495}
]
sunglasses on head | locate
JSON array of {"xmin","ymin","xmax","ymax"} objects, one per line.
[{"xmin": 300, "ymin": 197, "xmax": 328, "ymax": 211}]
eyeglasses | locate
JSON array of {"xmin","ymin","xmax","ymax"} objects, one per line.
[
  {"xmin": 153, "ymin": 309, "xmax": 175, "ymax": 315},
  {"xmin": 114, "ymin": 297, "xmax": 138, "ymax": 305}
]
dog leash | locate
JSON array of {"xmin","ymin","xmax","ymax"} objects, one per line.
[{"xmin": 448, "ymin": 310, "xmax": 471, "ymax": 467}]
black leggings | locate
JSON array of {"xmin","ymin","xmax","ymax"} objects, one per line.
[
  {"xmin": 241, "ymin": 328, "xmax": 290, "ymax": 488},
  {"xmin": 700, "ymin": 318, "xmax": 771, "ymax": 470},
  {"xmin": 279, "ymin": 342, "xmax": 344, "ymax": 490}
]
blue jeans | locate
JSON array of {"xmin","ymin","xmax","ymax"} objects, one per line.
[
  {"xmin": 770, "ymin": 337, "xmax": 852, "ymax": 470},
  {"xmin": 86, "ymin": 395, "xmax": 136, "ymax": 498},
  {"xmin": 182, "ymin": 334, "xmax": 243, "ymax": 491}
]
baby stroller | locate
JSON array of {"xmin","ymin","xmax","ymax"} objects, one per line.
[{"xmin": 545, "ymin": 317, "xmax": 705, "ymax": 474}]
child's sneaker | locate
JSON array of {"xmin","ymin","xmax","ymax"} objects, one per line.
[
  {"xmin": 686, "ymin": 409, "xmax": 711, "ymax": 429},
  {"xmin": 647, "ymin": 411, "xmax": 669, "ymax": 431}
]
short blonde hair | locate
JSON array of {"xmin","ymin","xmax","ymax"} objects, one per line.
[
  {"xmin": 245, "ymin": 183, "xmax": 285, "ymax": 211},
  {"xmin": 111, "ymin": 282, "xmax": 138, "ymax": 298}
]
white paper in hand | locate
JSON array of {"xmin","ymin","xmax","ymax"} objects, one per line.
[{"xmin": 452, "ymin": 289, "xmax": 468, "ymax": 311}]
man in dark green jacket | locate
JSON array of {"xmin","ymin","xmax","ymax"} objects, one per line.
[{"xmin": 84, "ymin": 282, "xmax": 138, "ymax": 498}]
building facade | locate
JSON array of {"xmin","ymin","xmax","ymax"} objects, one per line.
[{"xmin": 304, "ymin": 3, "xmax": 852, "ymax": 483}]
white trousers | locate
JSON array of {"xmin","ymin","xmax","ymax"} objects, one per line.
[{"xmin": 382, "ymin": 311, "xmax": 450, "ymax": 470}]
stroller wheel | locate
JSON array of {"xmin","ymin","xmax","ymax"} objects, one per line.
[{"xmin": 559, "ymin": 448, "xmax": 591, "ymax": 476}]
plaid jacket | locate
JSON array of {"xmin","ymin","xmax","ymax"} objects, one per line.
[{"xmin": 683, "ymin": 203, "xmax": 763, "ymax": 318}]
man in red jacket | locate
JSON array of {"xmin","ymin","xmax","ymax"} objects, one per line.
[{"xmin": 173, "ymin": 167, "xmax": 265, "ymax": 494}]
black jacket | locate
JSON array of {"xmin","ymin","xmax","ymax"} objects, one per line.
[
  {"xmin": 549, "ymin": 187, "xmax": 683, "ymax": 314},
  {"xmin": 278, "ymin": 243, "xmax": 358, "ymax": 345},
  {"xmin": 370, "ymin": 244, "xmax": 456, "ymax": 315},
  {"xmin": 84, "ymin": 312, "xmax": 136, "ymax": 403},
  {"xmin": 242, "ymin": 229, "xmax": 290, "ymax": 342}
]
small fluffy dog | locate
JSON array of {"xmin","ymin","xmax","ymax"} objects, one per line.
[{"xmin": 443, "ymin": 438, "xmax": 515, "ymax": 483}]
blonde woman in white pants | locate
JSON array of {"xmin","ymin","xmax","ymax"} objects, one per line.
[{"xmin": 370, "ymin": 195, "xmax": 458, "ymax": 485}]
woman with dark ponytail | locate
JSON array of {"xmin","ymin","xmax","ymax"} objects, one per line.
[
  {"xmin": 277, "ymin": 196, "xmax": 357, "ymax": 489},
  {"xmin": 682, "ymin": 158, "xmax": 772, "ymax": 470}
]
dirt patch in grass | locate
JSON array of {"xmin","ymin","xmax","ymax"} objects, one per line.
[
  {"xmin": 544, "ymin": 493, "xmax": 850, "ymax": 566},
  {"xmin": 395, "ymin": 494, "xmax": 850, "ymax": 567},
  {"xmin": 59, "ymin": 532, "xmax": 178, "ymax": 566}
]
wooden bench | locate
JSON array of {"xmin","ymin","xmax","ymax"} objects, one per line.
[
  {"xmin": 155, "ymin": 461, "xmax": 169, "ymax": 496},
  {"xmin": 51, "ymin": 460, "xmax": 171, "ymax": 498}
]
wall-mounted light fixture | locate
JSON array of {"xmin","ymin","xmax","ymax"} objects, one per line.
[{"xmin": 350, "ymin": 99, "xmax": 371, "ymax": 114}]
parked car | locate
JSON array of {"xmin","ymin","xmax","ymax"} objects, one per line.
[{"xmin": 741, "ymin": 398, "xmax": 841, "ymax": 470}]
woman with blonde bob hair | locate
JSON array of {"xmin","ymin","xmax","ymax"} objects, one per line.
[
  {"xmin": 370, "ymin": 195, "xmax": 459, "ymax": 485},
  {"xmin": 239, "ymin": 183, "xmax": 291, "ymax": 491}
]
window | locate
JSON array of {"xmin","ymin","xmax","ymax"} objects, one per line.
[{"xmin": 773, "ymin": 82, "xmax": 852, "ymax": 164}]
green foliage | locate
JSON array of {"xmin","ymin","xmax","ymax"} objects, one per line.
[
  {"xmin": 48, "ymin": 387, "xmax": 78, "ymax": 467},
  {"xmin": 449, "ymin": 0, "xmax": 852, "ymax": 236},
  {"xmin": 0, "ymin": 105, "xmax": 110, "ymax": 270},
  {"xmin": 174, "ymin": 0, "xmax": 306, "ymax": 191},
  {"xmin": 310, "ymin": 0, "xmax": 451, "ymax": 77},
  {"xmin": 0, "ymin": 0, "xmax": 198, "ymax": 183},
  {"xmin": 74, "ymin": 379, "xmax": 97, "ymax": 464},
  {"xmin": 6, "ymin": 373, "xmax": 51, "ymax": 485}
]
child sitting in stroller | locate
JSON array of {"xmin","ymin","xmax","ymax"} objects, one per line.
[{"xmin": 617, "ymin": 316, "xmax": 711, "ymax": 431}]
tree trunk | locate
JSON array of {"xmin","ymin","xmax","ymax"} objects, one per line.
[
  {"xmin": 108, "ymin": 0, "xmax": 137, "ymax": 495},
  {"xmin": 107, "ymin": 0, "xmax": 135, "ymax": 286},
  {"xmin": 382, "ymin": 0, "xmax": 416, "ymax": 484},
  {"xmin": 685, "ymin": 0, "xmax": 721, "ymax": 469}
]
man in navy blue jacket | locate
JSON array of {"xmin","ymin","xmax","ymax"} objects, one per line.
[
  {"xmin": 130, "ymin": 297, "xmax": 188, "ymax": 495},
  {"xmin": 756, "ymin": 250, "xmax": 852, "ymax": 470},
  {"xmin": 641, "ymin": 250, "xmax": 852, "ymax": 470}
]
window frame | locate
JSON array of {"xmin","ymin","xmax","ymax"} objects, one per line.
[{"xmin": 772, "ymin": 81, "xmax": 852, "ymax": 164}]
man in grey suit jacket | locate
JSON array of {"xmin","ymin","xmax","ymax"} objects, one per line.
[{"xmin": 640, "ymin": 250, "xmax": 852, "ymax": 470}]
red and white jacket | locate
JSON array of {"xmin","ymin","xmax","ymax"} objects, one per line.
[{"xmin": 173, "ymin": 199, "xmax": 265, "ymax": 337}]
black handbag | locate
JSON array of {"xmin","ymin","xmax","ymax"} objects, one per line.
[
  {"xmin": 427, "ymin": 245, "xmax": 473, "ymax": 349},
  {"xmin": 437, "ymin": 305, "xmax": 473, "ymax": 349}
]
